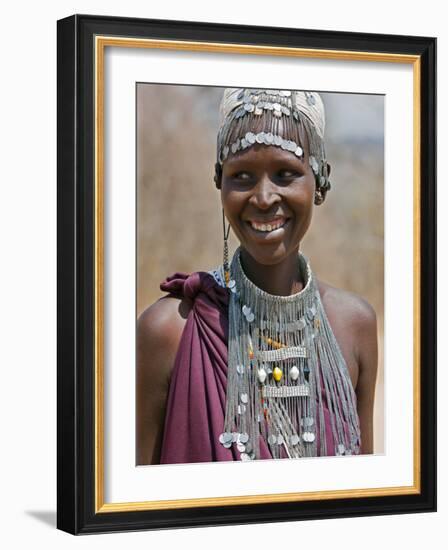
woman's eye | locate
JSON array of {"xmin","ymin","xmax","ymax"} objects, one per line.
[
  {"xmin": 233, "ymin": 171, "xmax": 252, "ymax": 181},
  {"xmin": 278, "ymin": 169, "xmax": 298, "ymax": 178}
]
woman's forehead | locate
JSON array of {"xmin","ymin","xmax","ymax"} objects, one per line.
[{"xmin": 223, "ymin": 143, "xmax": 307, "ymax": 169}]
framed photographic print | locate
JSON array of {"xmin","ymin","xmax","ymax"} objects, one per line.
[{"xmin": 57, "ymin": 14, "xmax": 436, "ymax": 534}]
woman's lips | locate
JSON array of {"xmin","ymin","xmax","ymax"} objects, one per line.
[
  {"xmin": 244, "ymin": 217, "xmax": 290, "ymax": 240},
  {"xmin": 247, "ymin": 217, "xmax": 288, "ymax": 233}
]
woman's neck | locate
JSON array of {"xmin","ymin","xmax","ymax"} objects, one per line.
[{"xmin": 239, "ymin": 248, "xmax": 304, "ymax": 296}]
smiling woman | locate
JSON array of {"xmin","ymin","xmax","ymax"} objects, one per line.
[{"xmin": 136, "ymin": 87, "xmax": 378, "ymax": 465}]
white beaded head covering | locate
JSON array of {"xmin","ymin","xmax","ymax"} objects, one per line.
[
  {"xmin": 219, "ymin": 88, "xmax": 326, "ymax": 140},
  {"xmin": 215, "ymin": 88, "xmax": 331, "ymax": 198}
]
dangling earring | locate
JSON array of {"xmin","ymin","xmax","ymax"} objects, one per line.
[
  {"xmin": 222, "ymin": 209, "xmax": 231, "ymax": 286},
  {"xmin": 314, "ymin": 188, "xmax": 324, "ymax": 205}
]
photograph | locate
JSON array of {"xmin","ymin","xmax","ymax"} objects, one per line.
[
  {"xmin": 56, "ymin": 14, "xmax": 436, "ymax": 534},
  {"xmin": 135, "ymin": 84, "xmax": 384, "ymax": 466}
]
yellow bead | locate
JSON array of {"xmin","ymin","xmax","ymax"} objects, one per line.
[
  {"xmin": 267, "ymin": 338, "xmax": 272, "ymax": 345},
  {"xmin": 273, "ymin": 367, "xmax": 283, "ymax": 382}
]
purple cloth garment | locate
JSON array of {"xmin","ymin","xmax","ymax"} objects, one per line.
[{"xmin": 159, "ymin": 271, "xmax": 349, "ymax": 464}]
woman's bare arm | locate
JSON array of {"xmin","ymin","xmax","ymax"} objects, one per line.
[
  {"xmin": 136, "ymin": 296, "xmax": 190, "ymax": 465},
  {"xmin": 353, "ymin": 300, "xmax": 378, "ymax": 455}
]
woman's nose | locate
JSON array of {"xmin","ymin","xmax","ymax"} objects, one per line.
[{"xmin": 249, "ymin": 175, "xmax": 281, "ymax": 210}]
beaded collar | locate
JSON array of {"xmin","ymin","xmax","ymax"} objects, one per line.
[{"xmin": 215, "ymin": 248, "xmax": 361, "ymax": 460}]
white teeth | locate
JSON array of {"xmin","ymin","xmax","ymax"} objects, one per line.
[{"xmin": 250, "ymin": 220, "xmax": 286, "ymax": 232}]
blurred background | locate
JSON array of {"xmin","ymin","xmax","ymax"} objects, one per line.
[{"xmin": 136, "ymin": 84, "xmax": 384, "ymax": 453}]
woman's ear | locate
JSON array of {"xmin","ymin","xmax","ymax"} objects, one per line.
[{"xmin": 214, "ymin": 162, "xmax": 222, "ymax": 190}]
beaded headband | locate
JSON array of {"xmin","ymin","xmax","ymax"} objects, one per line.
[{"xmin": 216, "ymin": 88, "xmax": 331, "ymax": 194}]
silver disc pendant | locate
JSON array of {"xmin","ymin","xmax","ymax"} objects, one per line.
[{"xmin": 290, "ymin": 434, "xmax": 300, "ymax": 446}]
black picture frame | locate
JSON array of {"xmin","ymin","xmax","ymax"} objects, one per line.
[{"xmin": 57, "ymin": 14, "xmax": 436, "ymax": 535}]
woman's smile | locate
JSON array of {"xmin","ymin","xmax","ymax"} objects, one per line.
[
  {"xmin": 245, "ymin": 216, "xmax": 291, "ymax": 241},
  {"xmin": 247, "ymin": 216, "xmax": 288, "ymax": 233}
]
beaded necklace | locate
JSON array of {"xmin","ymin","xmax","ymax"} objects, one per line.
[{"xmin": 217, "ymin": 247, "xmax": 361, "ymax": 460}]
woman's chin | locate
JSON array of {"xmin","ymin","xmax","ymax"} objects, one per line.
[{"xmin": 240, "ymin": 242, "xmax": 291, "ymax": 267}]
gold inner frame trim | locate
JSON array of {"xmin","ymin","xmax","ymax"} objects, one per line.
[{"xmin": 94, "ymin": 35, "xmax": 421, "ymax": 514}]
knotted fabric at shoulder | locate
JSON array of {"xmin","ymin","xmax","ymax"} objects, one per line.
[{"xmin": 161, "ymin": 271, "xmax": 227, "ymax": 304}]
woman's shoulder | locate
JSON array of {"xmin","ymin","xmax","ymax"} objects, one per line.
[
  {"xmin": 137, "ymin": 295, "xmax": 189, "ymax": 339},
  {"xmin": 137, "ymin": 267, "xmax": 226, "ymax": 382},
  {"xmin": 317, "ymin": 278, "xmax": 377, "ymax": 364},
  {"xmin": 138, "ymin": 266, "xmax": 226, "ymax": 349},
  {"xmin": 317, "ymin": 279, "xmax": 377, "ymax": 328},
  {"xmin": 137, "ymin": 295, "xmax": 192, "ymax": 388}
]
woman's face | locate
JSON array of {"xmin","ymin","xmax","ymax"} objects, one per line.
[{"xmin": 220, "ymin": 144, "xmax": 316, "ymax": 266}]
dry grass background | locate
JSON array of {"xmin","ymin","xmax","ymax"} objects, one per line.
[{"xmin": 137, "ymin": 84, "xmax": 384, "ymax": 453}]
